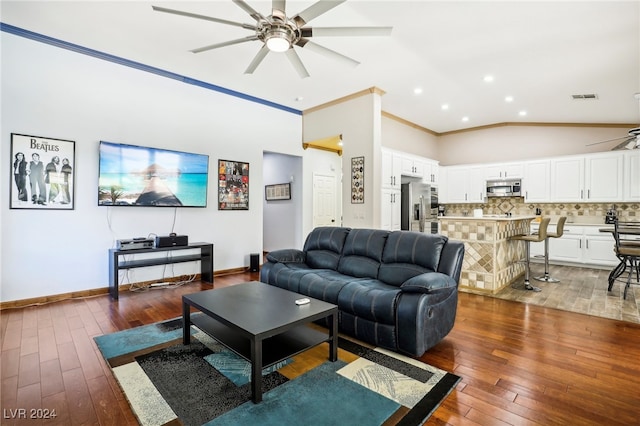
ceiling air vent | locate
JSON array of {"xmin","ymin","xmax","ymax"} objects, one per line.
[{"xmin": 571, "ymin": 94, "xmax": 598, "ymax": 100}]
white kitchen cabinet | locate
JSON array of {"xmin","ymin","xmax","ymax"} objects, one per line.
[
  {"xmin": 530, "ymin": 224, "xmax": 618, "ymax": 267},
  {"xmin": 523, "ymin": 159, "xmax": 551, "ymax": 202},
  {"xmin": 584, "ymin": 152, "xmax": 624, "ymax": 202},
  {"xmin": 485, "ymin": 162, "xmax": 524, "ymax": 179},
  {"xmin": 468, "ymin": 167, "xmax": 487, "ymax": 202},
  {"xmin": 549, "ymin": 226, "xmax": 584, "ymax": 263},
  {"xmin": 583, "ymin": 232, "xmax": 618, "ymax": 266},
  {"xmin": 382, "ymin": 149, "xmax": 402, "ymax": 189},
  {"xmin": 423, "ymin": 160, "xmax": 439, "ymax": 185},
  {"xmin": 624, "ymin": 150, "xmax": 640, "ymax": 201},
  {"xmin": 380, "ymin": 188, "xmax": 401, "ymax": 231},
  {"xmin": 550, "ymin": 152, "xmax": 623, "ymax": 202},
  {"xmin": 441, "ymin": 166, "xmax": 485, "ymax": 203},
  {"xmin": 550, "ymin": 156, "xmax": 584, "ymax": 202},
  {"xmin": 400, "ymin": 155, "xmax": 424, "ymax": 178}
]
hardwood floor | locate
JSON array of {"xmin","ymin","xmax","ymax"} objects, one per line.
[{"xmin": 2, "ymin": 271, "xmax": 640, "ymax": 425}]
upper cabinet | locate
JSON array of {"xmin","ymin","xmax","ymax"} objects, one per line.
[
  {"xmin": 381, "ymin": 148, "xmax": 402, "ymax": 189},
  {"xmin": 549, "ymin": 152, "xmax": 623, "ymax": 202},
  {"xmin": 423, "ymin": 160, "xmax": 439, "ymax": 185},
  {"xmin": 584, "ymin": 152, "xmax": 624, "ymax": 202},
  {"xmin": 400, "ymin": 155, "xmax": 424, "ymax": 178},
  {"xmin": 624, "ymin": 150, "xmax": 640, "ymax": 201},
  {"xmin": 523, "ymin": 159, "xmax": 550, "ymax": 202},
  {"xmin": 485, "ymin": 162, "xmax": 524, "ymax": 180},
  {"xmin": 441, "ymin": 165, "xmax": 485, "ymax": 203}
]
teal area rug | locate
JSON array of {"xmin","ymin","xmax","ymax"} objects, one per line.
[{"xmin": 95, "ymin": 316, "xmax": 460, "ymax": 426}]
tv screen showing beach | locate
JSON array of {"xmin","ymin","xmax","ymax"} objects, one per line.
[{"xmin": 98, "ymin": 141, "xmax": 209, "ymax": 207}]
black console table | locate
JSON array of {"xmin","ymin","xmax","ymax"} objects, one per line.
[{"xmin": 108, "ymin": 243, "xmax": 213, "ymax": 300}]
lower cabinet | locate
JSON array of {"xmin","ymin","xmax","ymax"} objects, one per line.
[
  {"xmin": 381, "ymin": 188, "xmax": 401, "ymax": 231},
  {"xmin": 530, "ymin": 224, "xmax": 618, "ymax": 267}
]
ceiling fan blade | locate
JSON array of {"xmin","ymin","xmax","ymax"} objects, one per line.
[
  {"xmin": 301, "ymin": 26, "xmax": 393, "ymax": 37},
  {"xmin": 152, "ymin": 6, "xmax": 256, "ymax": 30},
  {"xmin": 232, "ymin": 0, "xmax": 266, "ymax": 22},
  {"xmin": 293, "ymin": 0, "xmax": 346, "ymax": 26},
  {"xmin": 297, "ymin": 38, "xmax": 359, "ymax": 68},
  {"xmin": 245, "ymin": 46, "xmax": 270, "ymax": 74},
  {"xmin": 272, "ymin": 0, "xmax": 286, "ymax": 15},
  {"xmin": 285, "ymin": 49, "xmax": 310, "ymax": 78},
  {"xmin": 191, "ymin": 35, "xmax": 259, "ymax": 53},
  {"xmin": 612, "ymin": 136, "xmax": 639, "ymax": 150},
  {"xmin": 585, "ymin": 135, "xmax": 634, "ymax": 146}
]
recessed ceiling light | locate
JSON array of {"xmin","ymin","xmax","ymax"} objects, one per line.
[
  {"xmin": 295, "ymin": 96, "xmax": 304, "ymax": 101},
  {"xmin": 441, "ymin": 104, "xmax": 449, "ymax": 110},
  {"xmin": 483, "ymin": 75, "xmax": 494, "ymax": 83},
  {"xmin": 519, "ymin": 110, "xmax": 527, "ymax": 116},
  {"xmin": 505, "ymin": 96, "xmax": 514, "ymax": 103},
  {"xmin": 413, "ymin": 87, "xmax": 423, "ymax": 95},
  {"xmin": 462, "ymin": 116, "xmax": 469, "ymax": 122}
]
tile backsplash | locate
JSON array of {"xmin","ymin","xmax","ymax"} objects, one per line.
[{"xmin": 442, "ymin": 197, "xmax": 639, "ymax": 223}]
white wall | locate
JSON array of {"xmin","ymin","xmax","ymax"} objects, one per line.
[
  {"xmin": 303, "ymin": 91, "xmax": 381, "ymax": 230},
  {"xmin": 263, "ymin": 152, "xmax": 302, "ymax": 251},
  {"xmin": 1, "ymin": 33, "xmax": 303, "ymax": 302},
  {"xmin": 437, "ymin": 124, "xmax": 633, "ymax": 166},
  {"xmin": 381, "ymin": 115, "xmax": 439, "ymax": 160}
]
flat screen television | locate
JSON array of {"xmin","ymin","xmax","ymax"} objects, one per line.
[{"xmin": 98, "ymin": 141, "xmax": 209, "ymax": 207}]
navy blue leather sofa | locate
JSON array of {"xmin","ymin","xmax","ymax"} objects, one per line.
[{"xmin": 259, "ymin": 227, "xmax": 465, "ymax": 356}]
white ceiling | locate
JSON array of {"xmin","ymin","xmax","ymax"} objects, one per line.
[{"xmin": 2, "ymin": 1, "xmax": 639, "ymax": 133}]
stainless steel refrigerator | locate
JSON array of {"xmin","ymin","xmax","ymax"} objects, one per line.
[{"xmin": 401, "ymin": 182, "xmax": 439, "ymax": 233}]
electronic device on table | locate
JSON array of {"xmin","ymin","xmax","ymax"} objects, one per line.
[{"xmin": 116, "ymin": 238, "xmax": 154, "ymax": 250}]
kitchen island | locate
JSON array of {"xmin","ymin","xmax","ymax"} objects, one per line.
[{"xmin": 439, "ymin": 215, "xmax": 537, "ymax": 294}]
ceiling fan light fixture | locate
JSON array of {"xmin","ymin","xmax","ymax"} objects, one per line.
[{"xmin": 265, "ymin": 27, "xmax": 293, "ymax": 52}]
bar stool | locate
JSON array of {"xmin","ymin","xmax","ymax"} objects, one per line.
[
  {"xmin": 534, "ymin": 216, "xmax": 567, "ymax": 283},
  {"xmin": 511, "ymin": 217, "xmax": 551, "ymax": 292}
]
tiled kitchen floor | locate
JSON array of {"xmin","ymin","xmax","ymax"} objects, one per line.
[{"xmin": 491, "ymin": 262, "xmax": 640, "ymax": 323}]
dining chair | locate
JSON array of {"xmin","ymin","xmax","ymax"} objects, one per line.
[
  {"xmin": 609, "ymin": 220, "xmax": 640, "ymax": 299},
  {"xmin": 511, "ymin": 217, "xmax": 551, "ymax": 292}
]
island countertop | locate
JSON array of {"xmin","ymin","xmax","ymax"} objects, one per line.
[{"xmin": 439, "ymin": 215, "xmax": 537, "ymax": 221}]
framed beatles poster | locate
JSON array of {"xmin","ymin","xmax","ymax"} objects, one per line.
[
  {"xmin": 218, "ymin": 159, "xmax": 249, "ymax": 210},
  {"xmin": 10, "ymin": 133, "xmax": 76, "ymax": 210}
]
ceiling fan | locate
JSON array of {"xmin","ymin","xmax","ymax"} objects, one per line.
[
  {"xmin": 152, "ymin": 0, "xmax": 392, "ymax": 78},
  {"xmin": 586, "ymin": 127, "xmax": 640, "ymax": 150}
]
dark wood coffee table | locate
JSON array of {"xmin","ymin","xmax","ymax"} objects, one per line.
[{"xmin": 182, "ymin": 281, "xmax": 338, "ymax": 403}]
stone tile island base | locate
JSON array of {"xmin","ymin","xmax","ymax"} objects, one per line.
[{"xmin": 439, "ymin": 215, "xmax": 536, "ymax": 294}]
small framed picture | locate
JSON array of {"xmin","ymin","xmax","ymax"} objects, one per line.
[
  {"xmin": 265, "ymin": 183, "xmax": 291, "ymax": 201},
  {"xmin": 10, "ymin": 133, "xmax": 76, "ymax": 210},
  {"xmin": 351, "ymin": 156, "xmax": 364, "ymax": 204}
]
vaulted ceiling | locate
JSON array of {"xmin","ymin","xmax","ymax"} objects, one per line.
[{"xmin": 2, "ymin": 1, "xmax": 639, "ymax": 133}]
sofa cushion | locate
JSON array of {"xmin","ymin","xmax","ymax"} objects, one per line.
[
  {"xmin": 298, "ymin": 270, "xmax": 356, "ymax": 304},
  {"xmin": 265, "ymin": 249, "xmax": 305, "ymax": 264},
  {"xmin": 337, "ymin": 279, "xmax": 401, "ymax": 324},
  {"xmin": 379, "ymin": 231, "xmax": 447, "ymax": 286},
  {"xmin": 337, "ymin": 228, "xmax": 389, "ymax": 279},
  {"xmin": 303, "ymin": 227, "xmax": 350, "ymax": 270},
  {"xmin": 266, "ymin": 263, "xmax": 325, "ymax": 293}
]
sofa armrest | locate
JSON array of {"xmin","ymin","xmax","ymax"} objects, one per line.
[
  {"xmin": 265, "ymin": 249, "xmax": 306, "ymax": 264},
  {"xmin": 400, "ymin": 272, "xmax": 457, "ymax": 294}
]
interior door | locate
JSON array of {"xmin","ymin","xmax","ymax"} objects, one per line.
[{"xmin": 313, "ymin": 173, "xmax": 337, "ymax": 228}]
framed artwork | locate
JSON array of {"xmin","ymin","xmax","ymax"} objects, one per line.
[
  {"xmin": 218, "ymin": 159, "xmax": 249, "ymax": 210},
  {"xmin": 265, "ymin": 183, "xmax": 291, "ymax": 201},
  {"xmin": 10, "ymin": 133, "xmax": 76, "ymax": 210},
  {"xmin": 351, "ymin": 156, "xmax": 364, "ymax": 204}
]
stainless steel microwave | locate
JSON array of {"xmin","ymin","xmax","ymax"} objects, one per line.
[{"xmin": 486, "ymin": 179, "xmax": 521, "ymax": 197}]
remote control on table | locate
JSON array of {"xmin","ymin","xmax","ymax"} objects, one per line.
[{"xmin": 295, "ymin": 298, "xmax": 310, "ymax": 305}]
